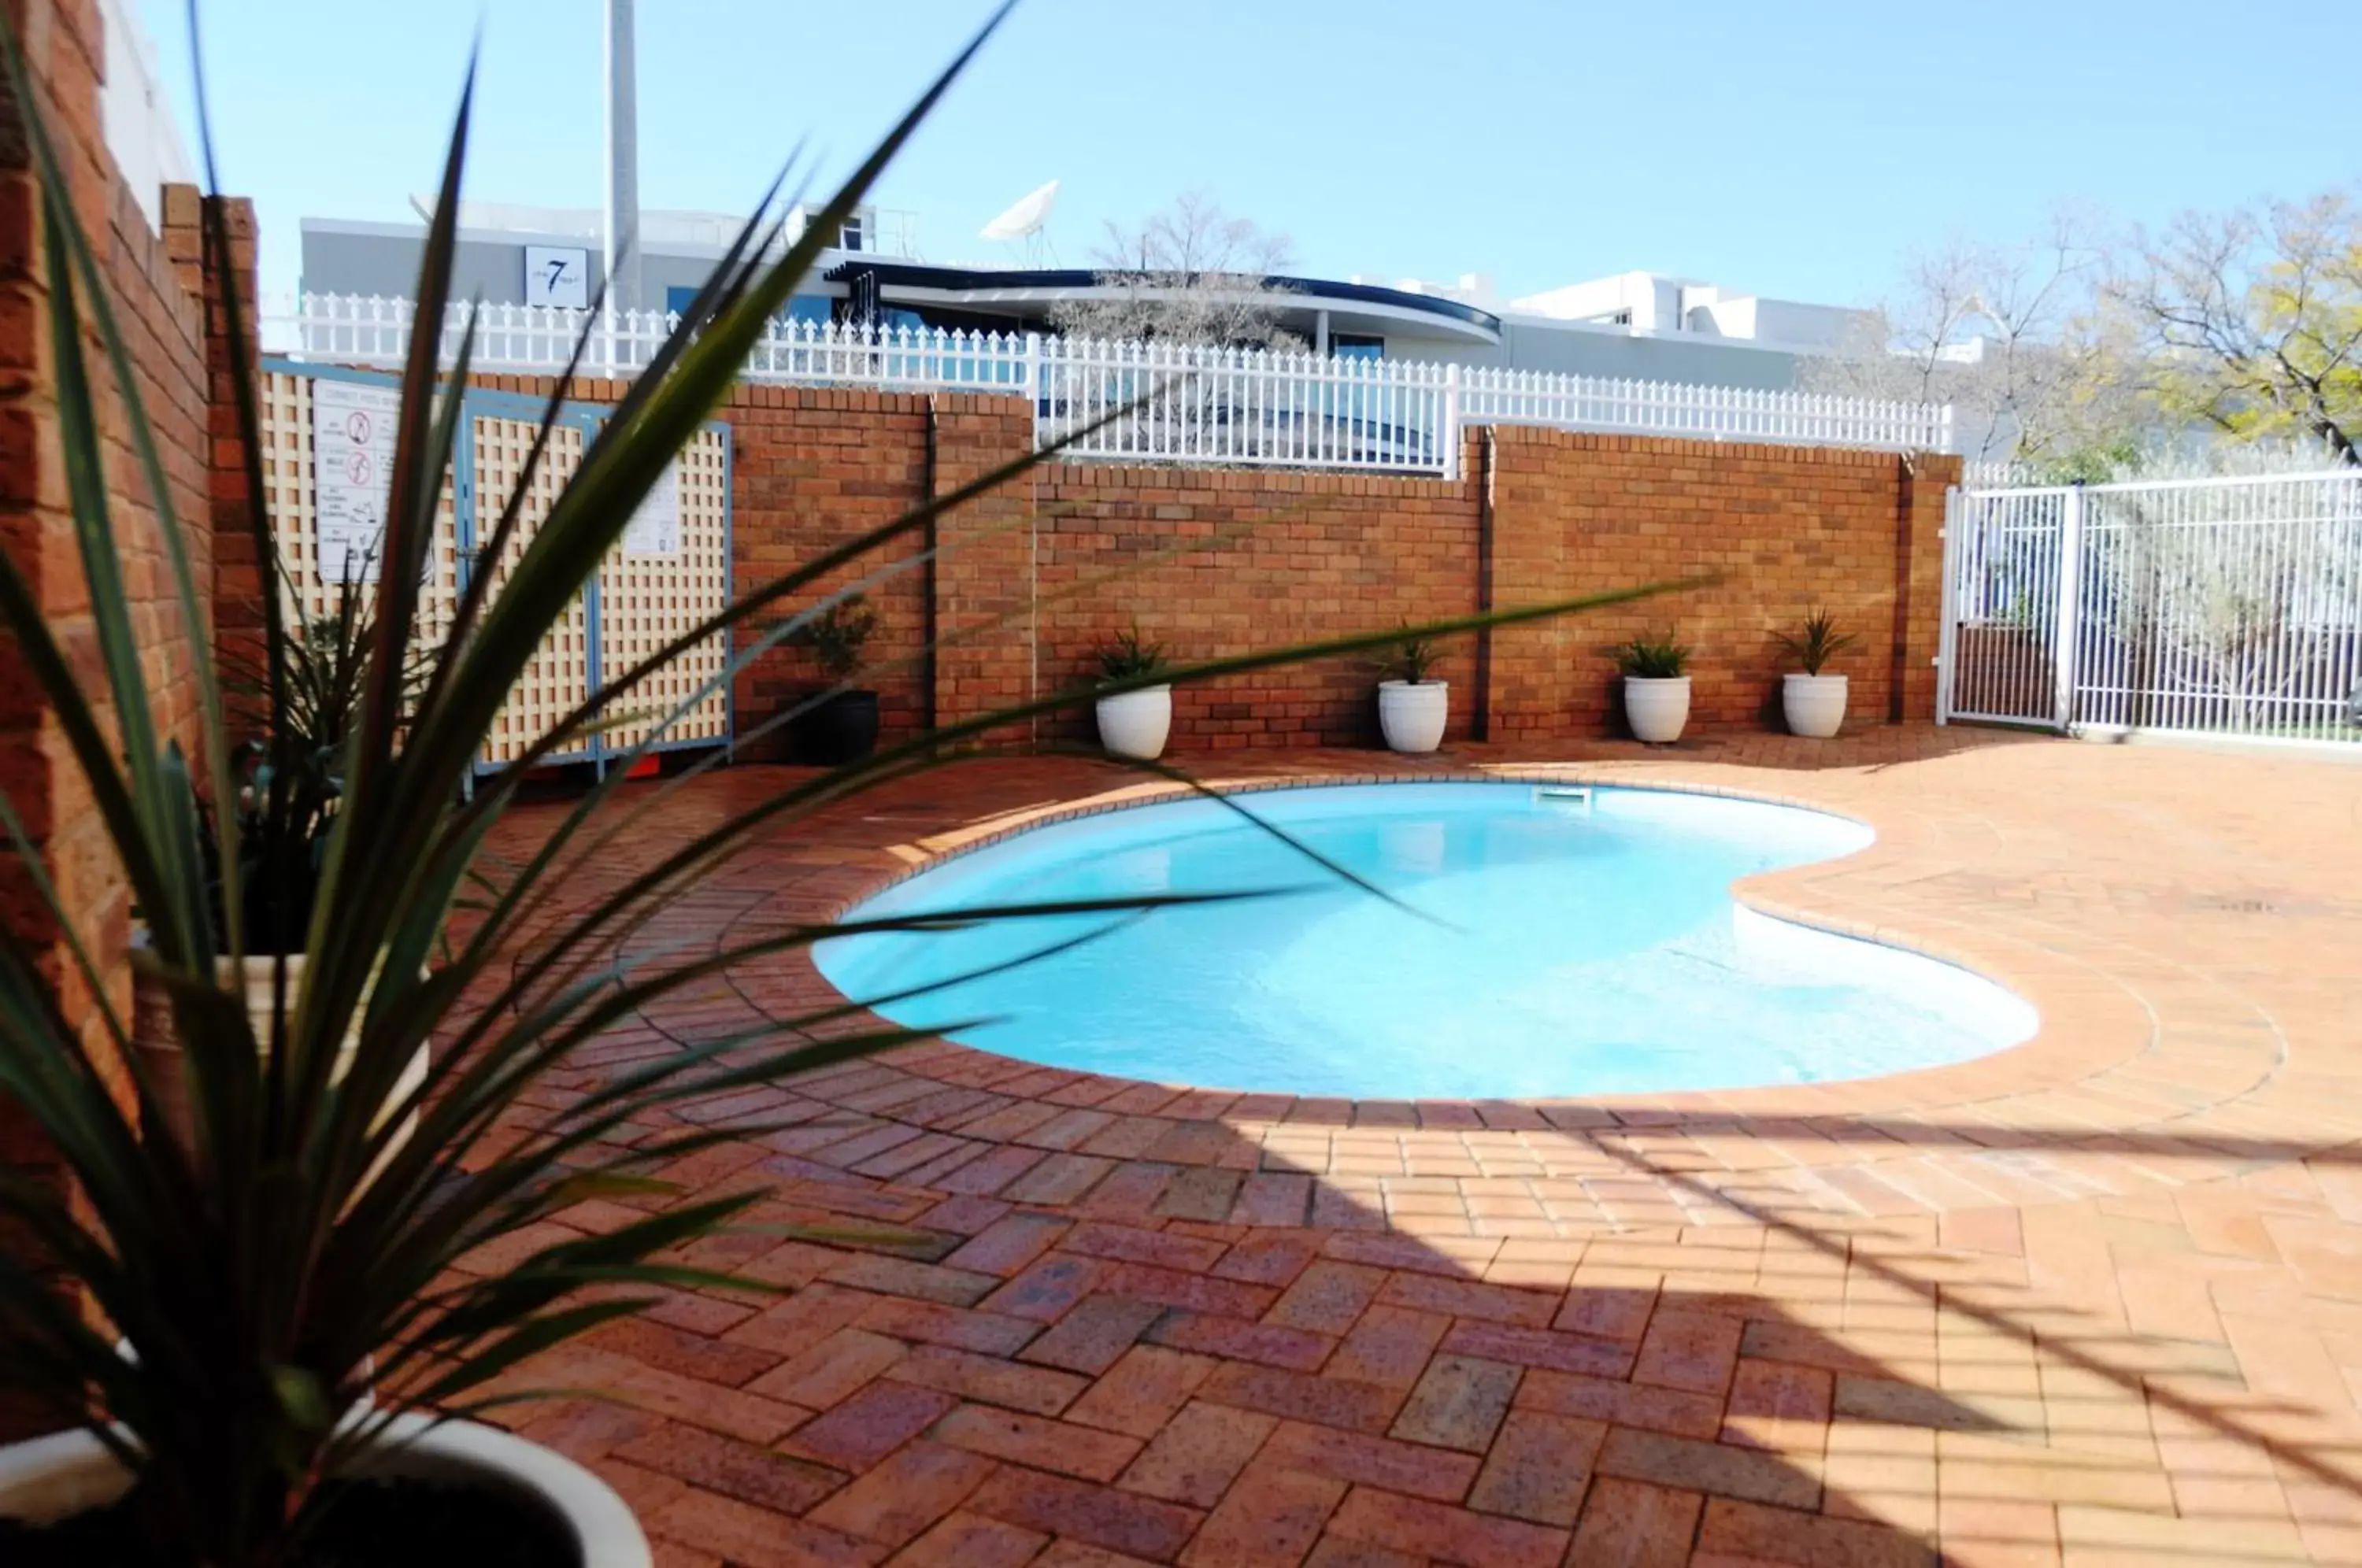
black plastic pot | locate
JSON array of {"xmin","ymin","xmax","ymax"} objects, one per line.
[{"xmin": 798, "ymin": 690, "xmax": 880, "ymax": 764}]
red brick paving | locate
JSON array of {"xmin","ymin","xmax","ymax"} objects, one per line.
[{"xmin": 480, "ymin": 732, "xmax": 2362, "ymax": 1564}]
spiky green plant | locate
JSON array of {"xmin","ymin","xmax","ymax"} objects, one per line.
[
  {"xmin": 1091, "ymin": 621, "xmax": 1169, "ymax": 683},
  {"xmin": 1615, "ymin": 631, "xmax": 1692, "ymax": 679},
  {"xmin": 0, "ymin": 8, "xmax": 1689, "ymax": 1564},
  {"xmin": 1375, "ymin": 627, "xmax": 1446, "ymax": 684},
  {"xmin": 1772, "ymin": 609, "xmax": 1860, "ymax": 675}
]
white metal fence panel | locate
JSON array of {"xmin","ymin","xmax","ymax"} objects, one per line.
[
  {"xmin": 1458, "ymin": 368, "xmax": 1951, "ymax": 453},
  {"xmin": 2071, "ymin": 473, "xmax": 2362, "ymax": 742},
  {"xmin": 1942, "ymin": 471, "xmax": 2362, "ymax": 745},
  {"xmin": 1035, "ymin": 338, "xmax": 1455, "ymax": 472},
  {"xmin": 261, "ymin": 292, "xmax": 1951, "ymax": 472}
]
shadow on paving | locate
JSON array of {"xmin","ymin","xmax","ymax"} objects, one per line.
[{"xmin": 473, "ymin": 1011, "xmax": 2350, "ymax": 1566}]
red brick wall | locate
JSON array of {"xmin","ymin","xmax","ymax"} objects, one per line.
[
  {"xmin": 1486, "ymin": 430, "xmax": 1960, "ymax": 740},
  {"xmin": 932, "ymin": 396, "xmax": 1037, "ymax": 744},
  {"xmin": 179, "ymin": 188, "xmax": 261, "ymax": 696},
  {"xmin": 726, "ymin": 386, "xmax": 930, "ymax": 759},
  {"xmin": 365, "ymin": 384, "xmax": 1950, "ymax": 754},
  {"xmin": 1026, "ymin": 452, "xmax": 1483, "ymax": 750},
  {"xmin": 0, "ymin": 0, "xmax": 216, "ymax": 1438}
]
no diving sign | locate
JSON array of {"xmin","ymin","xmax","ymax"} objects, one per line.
[{"xmin": 311, "ymin": 379, "xmax": 402, "ymax": 582}]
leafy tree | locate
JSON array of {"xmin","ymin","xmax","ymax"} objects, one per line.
[{"xmin": 2105, "ymin": 187, "xmax": 2362, "ymax": 465}]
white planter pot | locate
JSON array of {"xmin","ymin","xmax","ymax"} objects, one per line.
[
  {"xmin": 0, "ymin": 1413, "xmax": 650, "ymax": 1568},
  {"xmin": 1377, "ymin": 679, "xmax": 1449, "ymax": 753},
  {"xmin": 132, "ymin": 955, "xmax": 430, "ymax": 1184},
  {"xmin": 1623, "ymin": 675, "xmax": 1692, "ymax": 744},
  {"xmin": 1783, "ymin": 672, "xmax": 1849, "ymax": 738},
  {"xmin": 1096, "ymin": 685, "xmax": 1172, "ymax": 760}
]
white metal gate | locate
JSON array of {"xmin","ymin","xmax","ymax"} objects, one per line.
[{"xmin": 1940, "ymin": 471, "xmax": 2362, "ymax": 745}]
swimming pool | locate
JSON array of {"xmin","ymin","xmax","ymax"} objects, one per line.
[{"xmin": 816, "ymin": 782, "xmax": 2034, "ymax": 1099}]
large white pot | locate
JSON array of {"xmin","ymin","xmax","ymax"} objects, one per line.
[
  {"xmin": 1623, "ymin": 675, "xmax": 1692, "ymax": 744},
  {"xmin": 1096, "ymin": 686, "xmax": 1172, "ymax": 760},
  {"xmin": 0, "ymin": 1413, "xmax": 650, "ymax": 1568},
  {"xmin": 1377, "ymin": 679, "xmax": 1449, "ymax": 754},
  {"xmin": 132, "ymin": 955, "xmax": 430, "ymax": 1182},
  {"xmin": 1783, "ymin": 672, "xmax": 1849, "ymax": 738}
]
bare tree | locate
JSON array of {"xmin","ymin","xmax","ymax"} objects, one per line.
[
  {"xmin": 1049, "ymin": 191, "xmax": 1304, "ymax": 349},
  {"xmin": 2103, "ymin": 187, "xmax": 2362, "ymax": 466},
  {"xmin": 1800, "ymin": 215, "xmax": 2138, "ymax": 471}
]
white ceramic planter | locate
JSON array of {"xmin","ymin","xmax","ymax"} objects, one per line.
[
  {"xmin": 1623, "ymin": 675, "xmax": 1692, "ymax": 744},
  {"xmin": 132, "ymin": 955, "xmax": 429, "ymax": 1181},
  {"xmin": 1377, "ymin": 680, "xmax": 1449, "ymax": 753},
  {"xmin": 1096, "ymin": 686, "xmax": 1172, "ymax": 760},
  {"xmin": 0, "ymin": 1413, "xmax": 650, "ymax": 1568},
  {"xmin": 1783, "ymin": 672, "xmax": 1849, "ymax": 738}
]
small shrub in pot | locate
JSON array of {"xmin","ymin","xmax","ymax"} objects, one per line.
[
  {"xmin": 1615, "ymin": 631, "xmax": 1693, "ymax": 743},
  {"xmin": 1772, "ymin": 609, "xmax": 1859, "ymax": 738},
  {"xmin": 1373, "ymin": 628, "xmax": 1449, "ymax": 753},
  {"xmin": 1091, "ymin": 623, "xmax": 1174, "ymax": 760},
  {"xmin": 794, "ymin": 591, "xmax": 882, "ymax": 763}
]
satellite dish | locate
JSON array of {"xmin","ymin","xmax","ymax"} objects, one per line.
[{"xmin": 980, "ymin": 179, "xmax": 1060, "ymax": 242}]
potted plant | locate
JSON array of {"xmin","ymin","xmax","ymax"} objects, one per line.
[
  {"xmin": 1092, "ymin": 623, "xmax": 1172, "ymax": 760},
  {"xmin": 1616, "ymin": 631, "xmax": 1693, "ymax": 743},
  {"xmin": 0, "ymin": 23, "xmax": 1064, "ymax": 1567},
  {"xmin": 1374, "ymin": 628, "xmax": 1449, "ymax": 753},
  {"xmin": 1772, "ymin": 608, "xmax": 1860, "ymax": 738},
  {"xmin": 794, "ymin": 592, "xmax": 881, "ymax": 764},
  {"xmin": 140, "ymin": 564, "xmax": 437, "ymax": 1167},
  {"xmin": 0, "ymin": 14, "xmax": 1688, "ymax": 1561}
]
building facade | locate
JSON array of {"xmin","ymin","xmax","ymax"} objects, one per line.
[{"xmin": 296, "ymin": 204, "xmax": 1871, "ymax": 391}]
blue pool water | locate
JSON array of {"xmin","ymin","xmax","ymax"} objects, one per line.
[{"xmin": 816, "ymin": 783, "xmax": 2034, "ymax": 1099}]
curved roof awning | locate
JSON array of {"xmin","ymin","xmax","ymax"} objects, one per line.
[{"xmin": 824, "ymin": 261, "xmax": 1504, "ymax": 346}]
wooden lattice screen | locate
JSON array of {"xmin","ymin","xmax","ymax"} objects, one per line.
[
  {"xmin": 257, "ymin": 369, "xmax": 462, "ymax": 645},
  {"xmin": 258, "ymin": 367, "xmax": 734, "ymax": 772},
  {"xmin": 597, "ymin": 426, "xmax": 732, "ymax": 753}
]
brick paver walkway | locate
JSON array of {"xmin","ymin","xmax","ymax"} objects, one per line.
[{"xmin": 479, "ymin": 730, "xmax": 2362, "ymax": 1566}]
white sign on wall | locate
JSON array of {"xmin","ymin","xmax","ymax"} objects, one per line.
[
  {"xmin": 311, "ymin": 377, "xmax": 403, "ymax": 582},
  {"xmin": 622, "ymin": 461, "xmax": 681, "ymax": 557},
  {"xmin": 524, "ymin": 245, "xmax": 590, "ymax": 309}
]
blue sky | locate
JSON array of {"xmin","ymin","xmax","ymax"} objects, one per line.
[{"xmin": 146, "ymin": 0, "xmax": 2353, "ymax": 310}]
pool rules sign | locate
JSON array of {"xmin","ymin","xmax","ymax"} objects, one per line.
[
  {"xmin": 311, "ymin": 378, "xmax": 402, "ymax": 581},
  {"xmin": 623, "ymin": 460, "xmax": 681, "ymax": 556}
]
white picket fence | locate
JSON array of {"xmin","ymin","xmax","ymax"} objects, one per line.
[
  {"xmin": 261, "ymin": 292, "xmax": 1953, "ymax": 476},
  {"xmin": 1939, "ymin": 470, "xmax": 2362, "ymax": 745}
]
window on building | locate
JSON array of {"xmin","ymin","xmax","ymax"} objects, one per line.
[
  {"xmin": 667, "ymin": 287, "xmax": 836, "ymax": 328},
  {"xmin": 1331, "ymin": 333, "xmax": 1385, "ymax": 361},
  {"xmin": 839, "ymin": 216, "xmax": 865, "ymax": 252}
]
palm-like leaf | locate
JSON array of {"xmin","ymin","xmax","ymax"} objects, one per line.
[{"xmin": 0, "ymin": 5, "xmax": 1691, "ymax": 1563}]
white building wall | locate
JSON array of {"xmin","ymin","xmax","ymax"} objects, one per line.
[{"xmin": 100, "ymin": 0, "xmax": 197, "ymax": 233}]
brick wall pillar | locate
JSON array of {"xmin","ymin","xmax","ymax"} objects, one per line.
[
  {"xmin": 725, "ymin": 386, "xmax": 932, "ymax": 760},
  {"xmin": 1893, "ymin": 452, "xmax": 1960, "ymax": 723},
  {"xmin": 929, "ymin": 394, "xmax": 1035, "ymax": 744},
  {"xmin": 1483, "ymin": 430, "xmax": 1572, "ymax": 742},
  {"xmin": 164, "ymin": 186, "xmax": 263, "ymax": 681},
  {"xmin": 1, "ymin": 0, "xmax": 223, "ymax": 1441}
]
